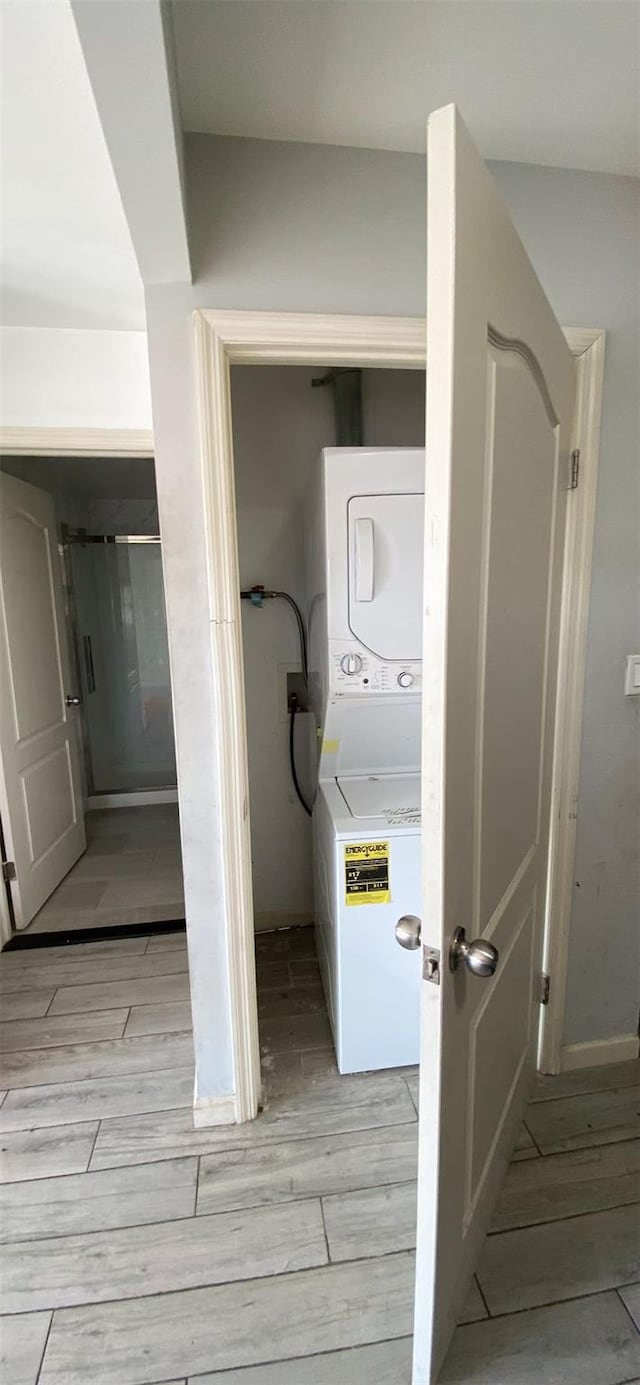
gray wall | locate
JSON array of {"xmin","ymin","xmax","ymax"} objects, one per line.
[
  {"xmin": 0, "ymin": 458, "xmax": 159, "ymax": 536},
  {"xmin": 146, "ymin": 133, "xmax": 638, "ymax": 1103},
  {"xmin": 490, "ymin": 163, "xmax": 639, "ymax": 1047}
]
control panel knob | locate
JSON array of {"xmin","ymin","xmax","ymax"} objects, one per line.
[
  {"xmin": 340, "ymin": 653, "xmax": 363, "ymax": 676},
  {"xmin": 397, "ymin": 671, "xmax": 414, "ymax": 688}
]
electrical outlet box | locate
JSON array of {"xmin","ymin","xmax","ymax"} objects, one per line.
[
  {"xmin": 278, "ymin": 665, "xmax": 298, "ymax": 721},
  {"xmin": 286, "ymin": 671, "xmax": 308, "ymax": 713}
]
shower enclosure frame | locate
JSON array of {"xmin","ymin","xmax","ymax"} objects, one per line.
[{"xmin": 62, "ymin": 527, "xmax": 178, "ymax": 806}]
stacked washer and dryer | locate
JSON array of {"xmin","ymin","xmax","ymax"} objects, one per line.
[{"xmin": 306, "ymin": 447, "xmax": 425, "ymax": 1074}]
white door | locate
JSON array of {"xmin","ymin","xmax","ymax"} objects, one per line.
[
  {"xmin": 413, "ymin": 106, "xmax": 575, "ymax": 1381},
  {"xmin": 0, "ymin": 473, "xmax": 86, "ymax": 928}
]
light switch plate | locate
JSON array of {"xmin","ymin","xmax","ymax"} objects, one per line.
[{"xmin": 624, "ymin": 655, "xmax": 640, "ymax": 696}]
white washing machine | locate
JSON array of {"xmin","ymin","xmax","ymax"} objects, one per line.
[{"xmin": 306, "ymin": 447, "xmax": 425, "ymax": 1074}]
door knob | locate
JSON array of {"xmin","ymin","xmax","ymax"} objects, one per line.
[
  {"xmin": 65, "ymin": 695, "xmax": 81, "ymax": 707},
  {"xmin": 395, "ymin": 914, "xmax": 422, "ymax": 950},
  {"xmin": 449, "ymin": 926, "xmax": 498, "ymax": 977}
]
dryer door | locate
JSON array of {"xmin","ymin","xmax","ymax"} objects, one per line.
[{"xmin": 347, "ymin": 492, "xmax": 423, "ymax": 660}]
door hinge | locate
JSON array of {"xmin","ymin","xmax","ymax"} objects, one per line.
[
  {"xmin": 569, "ymin": 449, "xmax": 580, "ymax": 490},
  {"xmin": 539, "ymin": 973, "xmax": 551, "ymax": 1006},
  {"xmin": 2, "ymin": 860, "xmax": 16, "ymax": 884}
]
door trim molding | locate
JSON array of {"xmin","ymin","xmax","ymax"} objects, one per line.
[
  {"xmin": 193, "ymin": 1092, "xmax": 238, "ymax": 1129},
  {"xmin": 0, "ymin": 427, "xmax": 154, "ymax": 457},
  {"xmin": 194, "ymin": 310, "xmax": 604, "ymax": 1121},
  {"xmin": 538, "ymin": 327, "xmax": 606, "ymax": 1072}
]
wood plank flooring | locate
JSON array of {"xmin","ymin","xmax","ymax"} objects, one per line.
[
  {"xmin": 0, "ymin": 924, "xmax": 638, "ymax": 1384},
  {"xmin": 24, "ymin": 805, "xmax": 184, "ymax": 933}
]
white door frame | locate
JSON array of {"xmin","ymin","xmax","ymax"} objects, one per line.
[
  {"xmin": 0, "ymin": 427, "xmax": 154, "ymax": 458},
  {"xmin": 194, "ymin": 309, "xmax": 604, "ymax": 1119},
  {"xmin": 537, "ymin": 326, "xmax": 606, "ymax": 1070},
  {"xmin": 0, "ymin": 424, "xmax": 155, "ymax": 946}
]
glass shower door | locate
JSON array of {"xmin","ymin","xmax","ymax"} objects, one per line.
[{"xmin": 70, "ymin": 538, "xmax": 177, "ymax": 794}]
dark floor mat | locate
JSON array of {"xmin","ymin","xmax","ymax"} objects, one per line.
[{"xmin": 2, "ymin": 918, "xmax": 186, "ymax": 951}]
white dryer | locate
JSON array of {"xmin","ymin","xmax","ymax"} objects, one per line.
[{"xmin": 306, "ymin": 447, "xmax": 425, "ymax": 1074}]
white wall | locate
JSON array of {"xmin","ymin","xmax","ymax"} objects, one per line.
[
  {"xmin": 144, "ymin": 134, "xmax": 638, "ymax": 1105},
  {"xmin": 1, "ymin": 0, "xmax": 144, "ymax": 332},
  {"xmin": 145, "ymin": 285, "xmax": 235, "ymax": 1100},
  {"xmin": 0, "ymin": 327, "xmax": 151, "ymax": 429},
  {"xmin": 232, "ymin": 366, "xmax": 331, "ymax": 929}
]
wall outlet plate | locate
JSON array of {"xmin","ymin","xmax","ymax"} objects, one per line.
[
  {"xmin": 277, "ymin": 664, "xmax": 300, "ymax": 721},
  {"xmin": 624, "ymin": 655, "xmax": 640, "ymax": 696},
  {"xmin": 287, "ymin": 670, "xmax": 309, "ymax": 713}
]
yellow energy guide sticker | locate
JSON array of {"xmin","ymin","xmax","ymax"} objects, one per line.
[{"xmin": 344, "ymin": 841, "xmax": 390, "ymax": 906}]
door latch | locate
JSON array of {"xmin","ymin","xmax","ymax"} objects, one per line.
[
  {"xmin": 394, "ymin": 916, "xmax": 441, "ymax": 985},
  {"xmin": 423, "ymin": 945, "xmax": 441, "ymax": 985}
]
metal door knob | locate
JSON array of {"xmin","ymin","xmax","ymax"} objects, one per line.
[
  {"xmin": 449, "ymin": 926, "xmax": 498, "ymax": 977},
  {"xmin": 395, "ymin": 915, "xmax": 422, "ymax": 950},
  {"xmin": 65, "ymin": 695, "xmax": 81, "ymax": 707}
]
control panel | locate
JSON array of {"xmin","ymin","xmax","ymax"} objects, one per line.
[{"xmin": 330, "ymin": 641, "xmax": 421, "ymax": 696}]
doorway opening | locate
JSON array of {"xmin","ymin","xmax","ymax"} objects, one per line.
[
  {"xmin": 229, "ymin": 362, "xmax": 426, "ymax": 1096},
  {"xmin": 0, "ymin": 451, "xmax": 184, "ymax": 941},
  {"xmin": 194, "ymin": 309, "xmax": 604, "ymax": 1126}
]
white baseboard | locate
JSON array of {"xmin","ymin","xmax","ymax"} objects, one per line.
[
  {"xmin": 561, "ymin": 1034, "xmax": 639, "ymax": 1071},
  {"xmin": 87, "ymin": 789, "xmax": 178, "ymax": 809},
  {"xmin": 192, "ymin": 1093, "xmax": 238, "ymax": 1128},
  {"xmin": 254, "ymin": 911, "xmax": 314, "ymax": 934}
]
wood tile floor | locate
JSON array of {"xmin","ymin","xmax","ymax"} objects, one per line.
[
  {"xmin": 0, "ymin": 924, "xmax": 638, "ymax": 1384},
  {"xmin": 25, "ymin": 805, "xmax": 184, "ymax": 933}
]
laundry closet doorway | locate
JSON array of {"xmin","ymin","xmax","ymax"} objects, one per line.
[
  {"xmin": 230, "ymin": 362, "xmax": 426, "ymax": 940},
  {"xmin": 197, "ymin": 306, "xmax": 603, "ymax": 1122}
]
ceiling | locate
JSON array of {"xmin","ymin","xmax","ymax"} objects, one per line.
[
  {"xmin": 0, "ymin": 0, "xmax": 145, "ymax": 330},
  {"xmin": 172, "ymin": 0, "xmax": 640, "ymax": 176},
  {"xmin": 1, "ymin": 0, "xmax": 636, "ymax": 339}
]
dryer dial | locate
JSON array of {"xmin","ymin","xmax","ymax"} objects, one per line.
[{"xmin": 340, "ymin": 653, "xmax": 363, "ymax": 675}]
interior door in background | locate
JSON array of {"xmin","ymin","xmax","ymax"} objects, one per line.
[
  {"xmin": 413, "ymin": 105, "xmax": 575, "ymax": 1381},
  {"xmin": 0, "ymin": 472, "xmax": 86, "ymax": 928}
]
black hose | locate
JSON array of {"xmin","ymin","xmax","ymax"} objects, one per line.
[
  {"xmin": 239, "ymin": 588, "xmax": 308, "ymax": 683},
  {"xmin": 289, "ymin": 698, "xmax": 312, "ymax": 817},
  {"xmin": 268, "ymin": 591, "xmax": 308, "ymax": 682},
  {"xmin": 240, "ymin": 586, "xmax": 312, "ymax": 814}
]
